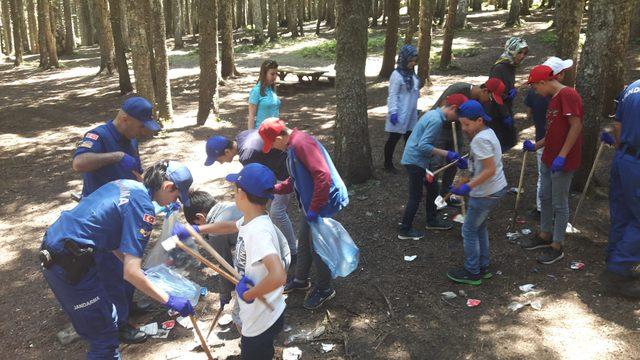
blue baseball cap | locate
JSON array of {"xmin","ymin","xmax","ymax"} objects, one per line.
[
  {"xmin": 204, "ymin": 135, "xmax": 231, "ymax": 166},
  {"xmin": 166, "ymin": 161, "xmax": 193, "ymax": 206},
  {"xmin": 122, "ymin": 97, "xmax": 161, "ymax": 132},
  {"xmin": 225, "ymin": 163, "xmax": 276, "ymax": 199},
  {"xmin": 458, "ymin": 100, "xmax": 492, "ymax": 122}
]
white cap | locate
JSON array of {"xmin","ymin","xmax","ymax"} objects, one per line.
[{"xmin": 543, "ymin": 56, "xmax": 574, "ymax": 75}]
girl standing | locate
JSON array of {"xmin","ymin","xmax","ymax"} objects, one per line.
[{"xmin": 248, "ymin": 60, "xmax": 281, "ymax": 129}]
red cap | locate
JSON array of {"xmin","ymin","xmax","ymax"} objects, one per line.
[
  {"xmin": 259, "ymin": 118, "xmax": 286, "ymax": 153},
  {"xmin": 483, "ymin": 78, "xmax": 506, "ymax": 105},
  {"xmin": 445, "ymin": 94, "xmax": 469, "ymax": 107},
  {"xmin": 527, "ymin": 65, "xmax": 555, "ymax": 84}
]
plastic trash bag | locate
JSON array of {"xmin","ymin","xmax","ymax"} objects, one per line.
[
  {"xmin": 145, "ymin": 264, "xmax": 201, "ymax": 306},
  {"xmin": 309, "ymin": 217, "xmax": 359, "ymax": 278},
  {"xmin": 143, "ymin": 211, "xmax": 201, "ymax": 270}
]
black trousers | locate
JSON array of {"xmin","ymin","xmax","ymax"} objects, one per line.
[
  {"xmin": 384, "ymin": 132, "xmax": 411, "ymax": 167},
  {"xmin": 241, "ymin": 312, "xmax": 285, "ymax": 360}
]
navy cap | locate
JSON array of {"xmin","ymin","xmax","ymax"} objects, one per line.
[
  {"xmin": 166, "ymin": 161, "xmax": 193, "ymax": 207},
  {"xmin": 458, "ymin": 100, "xmax": 492, "ymax": 122},
  {"xmin": 225, "ymin": 163, "xmax": 276, "ymax": 200},
  {"xmin": 122, "ymin": 97, "xmax": 161, "ymax": 132},
  {"xmin": 204, "ymin": 136, "xmax": 231, "ymax": 166}
]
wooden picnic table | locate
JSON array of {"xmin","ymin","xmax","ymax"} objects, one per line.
[{"xmin": 278, "ymin": 66, "xmax": 327, "ymax": 84}]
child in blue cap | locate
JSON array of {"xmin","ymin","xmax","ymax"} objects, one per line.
[{"xmin": 447, "ymin": 100, "xmax": 508, "ymax": 285}]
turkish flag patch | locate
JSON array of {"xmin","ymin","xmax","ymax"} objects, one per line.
[
  {"xmin": 143, "ymin": 214, "xmax": 156, "ymax": 224},
  {"xmin": 85, "ymin": 133, "xmax": 99, "ymax": 141}
]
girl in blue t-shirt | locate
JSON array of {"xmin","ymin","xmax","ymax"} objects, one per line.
[{"xmin": 248, "ymin": 60, "xmax": 281, "ymax": 129}]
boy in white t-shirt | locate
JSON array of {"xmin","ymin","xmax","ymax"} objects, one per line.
[
  {"xmin": 174, "ymin": 163, "xmax": 287, "ymax": 358},
  {"xmin": 447, "ymin": 100, "xmax": 509, "ymax": 286}
]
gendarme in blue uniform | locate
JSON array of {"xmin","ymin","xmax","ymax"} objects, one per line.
[
  {"xmin": 607, "ymin": 79, "xmax": 640, "ymax": 276},
  {"xmin": 74, "ymin": 120, "xmax": 141, "ymax": 197},
  {"xmin": 42, "ymin": 180, "xmax": 156, "ymax": 359}
]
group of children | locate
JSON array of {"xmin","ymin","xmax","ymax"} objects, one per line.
[{"xmin": 385, "ymin": 38, "xmax": 586, "ymax": 285}]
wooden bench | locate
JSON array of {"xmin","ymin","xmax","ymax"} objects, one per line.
[{"xmin": 278, "ymin": 66, "xmax": 327, "ymax": 84}]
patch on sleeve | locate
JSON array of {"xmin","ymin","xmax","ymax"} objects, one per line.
[
  {"xmin": 77, "ymin": 140, "xmax": 94, "ymax": 149},
  {"xmin": 85, "ymin": 133, "xmax": 99, "ymax": 141},
  {"xmin": 143, "ymin": 214, "xmax": 156, "ymax": 225}
]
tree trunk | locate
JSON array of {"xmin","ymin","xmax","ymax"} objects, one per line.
[
  {"xmin": 335, "ymin": 0, "xmax": 374, "ymax": 184},
  {"xmin": 260, "ymin": 0, "xmax": 266, "ymax": 25},
  {"xmin": 631, "ymin": 3, "xmax": 640, "ymax": 39},
  {"xmin": 267, "ymin": 0, "xmax": 277, "ymax": 40},
  {"xmin": 454, "ymin": 0, "xmax": 467, "ymax": 29},
  {"xmin": 150, "ymin": 0, "xmax": 172, "ymax": 121},
  {"xmin": 497, "ymin": 0, "xmax": 508, "ymax": 9},
  {"xmin": 417, "ymin": 0, "xmax": 434, "ymax": 85},
  {"xmin": 37, "ymin": 0, "xmax": 47, "ymax": 66},
  {"xmin": 26, "ymin": 0, "xmax": 38, "ymax": 53},
  {"xmin": 38, "ymin": 0, "xmax": 58, "ymax": 67},
  {"xmin": 126, "ymin": 0, "xmax": 155, "ymax": 103},
  {"xmin": 197, "ymin": 0, "xmax": 219, "ymax": 125},
  {"xmin": 62, "ymin": 0, "xmax": 74, "ymax": 54},
  {"xmin": 434, "ymin": 0, "xmax": 445, "ymax": 25},
  {"xmin": 404, "ymin": 0, "xmax": 419, "ymax": 44},
  {"xmin": 18, "ymin": 0, "xmax": 30, "ymax": 52},
  {"xmin": 1, "ymin": 0, "xmax": 12, "ymax": 54},
  {"xmin": 9, "ymin": 0, "xmax": 24, "ymax": 65},
  {"xmin": 520, "ymin": 0, "xmax": 530, "ymax": 15},
  {"xmin": 108, "ymin": 0, "xmax": 132, "ymax": 93},
  {"xmin": 471, "ymin": 0, "xmax": 481, "ymax": 11},
  {"xmin": 172, "ymin": 0, "xmax": 183, "ymax": 48},
  {"xmin": 378, "ymin": 0, "xmax": 398, "ymax": 78},
  {"xmin": 191, "ymin": 0, "xmax": 198, "ymax": 35},
  {"xmin": 251, "ymin": 0, "xmax": 265, "ymax": 44},
  {"xmin": 325, "ymin": 0, "xmax": 333, "ymax": 28},
  {"xmin": 236, "ymin": 0, "xmax": 245, "ymax": 27},
  {"xmin": 247, "ymin": 0, "xmax": 253, "ymax": 24},
  {"xmin": 296, "ymin": 0, "xmax": 303, "ymax": 35},
  {"xmin": 505, "ymin": 0, "xmax": 520, "ymax": 27},
  {"xmin": 77, "ymin": 0, "xmax": 93, "ymax": 45},
  {"xmin": 286, "ymin": 0, "xmax": 297, "ymax": 36},
  {"xmin": 573, "ymin": 0, "xmax": 634, "ymax": 191},
  {"xmin": 220, "ymin": 0, "xmax": 238, "ymax": 77},
  {"xmin": 555, "ymin": 0, "xmax": 584, "ymax": 87},
  {"xmin": 92, "ymin": 0, "xmax": 114, "ymax": 74},
  {"xmin": 439, "ymin": 0, "xmax": 457, "ymax": 69},
  {"xmin": 183, "ymin": 0, "xmax": 191, "ymax": 34},
  {"xmin": 371, "ymin": 0, "xmax": 378, "ymax": 26}
]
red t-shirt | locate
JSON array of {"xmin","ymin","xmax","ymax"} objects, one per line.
[{"xmin": 541, "ymin": 87, "xmax": 584, "ymax": 171}]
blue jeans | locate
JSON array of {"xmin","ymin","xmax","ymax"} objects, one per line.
[
  {"xmin": 462, "ymin": 187, "xmax": 507, "ymax": 274},
  {"xmin": 270, "ymin": 192, "xmax": 297, "ymax": 255},
  {"xmin": 539, "ymin": 163, "xmax": 574, "ymax": 245},
  {"xmin": 607, "ymin": 151, "xmax": 640, "ymax": 276},
  {"xmin": 401, "ymin": 164, "xmax": 438, "ymax": 228}
]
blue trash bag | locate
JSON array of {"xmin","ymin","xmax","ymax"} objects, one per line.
[
  {"xmin": 309, "ymin": 217, "xmax": 359, "ymax": 279},
  {"xmin": 145, "ymin": 264, "xmax": 201, "ymax": 306}
]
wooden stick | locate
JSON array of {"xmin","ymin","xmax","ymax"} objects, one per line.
[
  {"xmin": 173, "ymin": 238, "xmax": 238, "ymax": 285},
  {"xmin": 432, "ymin": 153, "xmax": 469, "ymax": 177},
  {"xmin": 452, "ymin": 121, "xmax": 466, "ymax": 216},
  {"xmin": 510, "ymin": 151, "xmax": 529, "ymax": 230},
  {"xmin": 205, "ymin": 306, "xmax": 224, "ymax": 341},
  {"xmin": 572, "ymin": 141, "xmax": 606, "ymax": 225},
  {"xmin": 190, "ymin": 315, "xmax": 214, "ymax": 360},
  {"xmin": 181, "ymin": 223, "xmax": 276, "ymax": 311}
]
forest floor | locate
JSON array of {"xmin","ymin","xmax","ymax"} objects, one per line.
[{"xmin": 2, "ymin": 7, "xmax": 640, "ymax": 360}]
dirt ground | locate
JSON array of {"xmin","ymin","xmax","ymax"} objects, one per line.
[{"xmin": 2, "ymin": 8, "xmax": 640, "ymax": 360}]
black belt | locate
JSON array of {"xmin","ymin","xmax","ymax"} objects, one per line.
[
  {"xmin": 40, "ymin": 240, "xmax": 95, "ymax": 285},
  {"xmin": 620, "ymin": 143, "xmax": 640, "ymax": 159}
]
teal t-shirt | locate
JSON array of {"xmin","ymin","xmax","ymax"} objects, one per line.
[{"xmin": 249, "ymin": 82, "xmax": 281, "ymax": 128}]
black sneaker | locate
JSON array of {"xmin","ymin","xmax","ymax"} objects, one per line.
[
  {"xmin": 447, "ymin": 268, "xmax": 482, "ymax": 286},
  {"xmin": 284, "ymin": 278, "xmax": 311, "ymax": 294},
  {"xmin": 119, "ymin": 323, "xmax": 148, "ymax": 344},
  {"xmin": 303, "ymin": 287, "xmax": 336, "ymax": 310},
  {"xmin": 397, "ymin": 227, "xmax": 425, "ymax": 240},
  {"xmin": 537, "ymin": 246, "xmax": 564, "ymax": 264},
  {"xmin": 520, "ymin": 235, "xmax": 552, "ymax": 250},
  {"xmin": 480, "ymin": 267, "xmax": 493, "ymax": 279},
  {"xmin": 447, "ymin": 195, "xmax": 463, "ymax": 208},
  {"xmin": 426, "ymin": 218, "xmax": 453, "ymax": 231}
]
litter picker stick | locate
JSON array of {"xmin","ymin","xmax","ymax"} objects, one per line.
[
  {"xmin": 190, "ymin": 315, "xmax": 214, "ymax": 360},
  {"xmin": 432, "ymin": 154, "xmax": 469, "ymax": 177},
  {"xmin": 181, "ymin": 224, "xmax": 276, "ymax": 312},
  {"xmin": 205, "ymin": 306, "xmax": 225, "ymax": 341},
  {"xmin": 572, "ymin": 141, "xmax": 606, "ymax": 225},
  {"xmin": 452, "ymin": 121, "xmax": 466, "ymax": 216},
  {"xmin": 510, "ymin": 151, "xmax": 529, "ymax": 230}
]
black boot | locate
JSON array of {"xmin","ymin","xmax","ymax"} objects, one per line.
[
  {"xmin": 601, "ymin": 270, "xmax": 640, "ymax": 298},
  {"xmin": 119, "ymin": 323, "xmax": 148, "ymax": 344}
]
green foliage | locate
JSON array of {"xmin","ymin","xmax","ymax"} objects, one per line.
[
  {"xmin": 539, "ymin": 30, "xmax": 558, "ymax": 45},
  {"xmin": 236, "ymin": 35, "xmax": 311, "ymax": 54},
  {"xmin": 293, "ymin": 33, "xmax": 402, "ymax": 60}
]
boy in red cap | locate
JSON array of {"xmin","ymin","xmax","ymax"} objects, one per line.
[
  {"xmin": 521, "ymin": 64, "xmax": 584, "ymax": 265},
  {"xmin": 259, "ymin": 118, "xmax": 349, "ymax": 310}
]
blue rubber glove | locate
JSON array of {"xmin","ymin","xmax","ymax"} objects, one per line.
[
  {"xmin": 600, "ymin": 131, "xmax": 615, "ymax": 145},
  {"xmin": 235, "ymin": 275, "xmax": 255, "ymax": 304},
  {"xmin": 119, "ymin": 153, "xmax": 140, "ymax": 172},
  {"xmin": 523, "ymin": 140, "xmax": 536, "ymax": 152},
  {"xmin": 550, "ymin": 156, "xmax": 566, "ymax": 173},
  {"xmin": 451, "ymin": 184, "xmax": 471, "ymax": 196},
  {"xmin": 502, "ymin": 115, "xmax": 514, "ymax": 127},
  {"xmin": 507, "ymin": 88, "xmax": 517, "ymax": 101},
  {"xmin": 456, "ymin": 157, "xmax": 468, "ymax": 170},
  {"xmin": 389, "ymin": 113, "xmax": 399, "ymax": 125},
  {"xmin": 446, "ymin": 151, "xmax": 461, "ymax": 163},
  {"xmin": 172, "ymin": 223, "xmax": 199, "ymax": 241},
  {"xmin": 165, "ymin": 295, "xmax": 194, "ymax": 317},
  {"xmin": 306, "ymin": 210, "xmax": 318, "ymax": 223}
]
